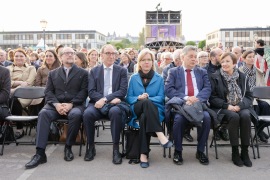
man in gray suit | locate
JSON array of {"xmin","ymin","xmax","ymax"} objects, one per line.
[
  {"xmin": 25, "ymin": 47, "xmax": 88, "ymax": 169},
  {"xmin": 0, "ymin": 50, "xmax": 13, "ymax": 67}
]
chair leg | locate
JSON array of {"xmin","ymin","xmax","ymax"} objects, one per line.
[
  {"xmin": 267, "ymin": 126, "xmax": 270, "ymax": 137},
  {"xmin": 121, "ymin": 129, "xmax": 125, "ymax": 154},
  {"xmin": 254, "ymin": 127, "xmax": 260, "ymax": 158},
  {"xmin": 213, "ymin": 129, "xmax": 218, "ymax": 159},
  {"xmin": 102, "ymin": 121, "xmax": 105, "ymax": 130},
  {"xmin": 97, "ymin": 125, "xmax": 99, "ymax": 137},
  {"xmin": 250, "ymin": 133, "xmax": 256, "ymax": 159},
  {"xmin": 0, "ymin": 125, "xmax": 7, "ymax": 156},
  {"xmin": 79, "ymin": 126, "xmax": 84, "ymax": 157},
  {"xmin": 206, "ymin": 140, "xmax": 208, "ymax": 158}
]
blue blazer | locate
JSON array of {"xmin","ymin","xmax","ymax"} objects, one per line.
[
  {"xmin": 126, "ymin": 71, "xmax": 165, "ymax": 128},
  {"xmin": 165, "ymin": 66, "xmax": 211, "ymax": 102},
  {"xmin": 88, "ymin": 64, "xmax": 128, "ymax": 103},
  {"xmin": 4, "ymin": 60, "xmax": 13, "ymax": 67}
]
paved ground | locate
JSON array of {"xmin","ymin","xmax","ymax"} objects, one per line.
[{"xmin": 1, "ymin": 125, "xmax": 270, "ymax": 180}]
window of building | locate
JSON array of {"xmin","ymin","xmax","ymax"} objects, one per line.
[
  {"xmin": 208, "ymin": 35, "xmax": 211, "ymax": 40},
  {"xmin": 89, "ymin": 34, "xmax": 94, "ymax": 39},
  {"xmin": 212, "ymin": 34, "xmax": 215, "ymax": 39},
  {"xmin": 233, "ymin": 32, "xmax": 237, "ymax": 37},
  {"xmin": 237, "ymin": 32, "xmax": 241, "ymax": 37},
  {"xmin": 246, "ymin": 32, "xmax": 250, "ymax": 37},
  {"xmin": 266, "ymin": 31, "xmax": 270, "ymax": 37},
  {"xmin": 225, "ymin": 32, "xmax": 229, "ymax": 37},
  {"xmin": 258, "ymin": 31, "xmax": 262, "ymax": 37},
  {"xmin": 262, "ymin": 31, "xmax": 266, "ymax": 37}
]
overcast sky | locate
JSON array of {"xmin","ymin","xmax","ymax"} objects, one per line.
[{"xmin": 1, "ymin": 0, "xmax": 269, "ymax": 41}]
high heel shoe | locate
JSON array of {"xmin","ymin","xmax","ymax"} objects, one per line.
[{"xmin": 159, "ymin": 140, "xmax": 173, "ymax": 148}]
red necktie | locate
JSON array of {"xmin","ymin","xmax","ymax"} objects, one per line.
[{"xmin": 186, "ymin": 69, "xmax": 194, "ymax": 96}]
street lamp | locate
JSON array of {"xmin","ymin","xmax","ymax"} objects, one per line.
[
  {"xmin": 40, "ymin": 19, "xmax": 48, "ymax": 50},
  {"xmin": 72, "ymin": 41, "xmax": 75, "ymax": 49},
  {"xmin": 253, "ymin": 33, "xmax": 258, "ymax": 48},
  {"xmin": 85, "ymin": 35, "xmax": 89, "ymax": 50}
]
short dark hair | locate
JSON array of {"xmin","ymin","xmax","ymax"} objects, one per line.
[
  {"xmin": 209, "ymin": 50, "xmax": 216, "ymax": 58},
  {"xmin": 220, "ymin": 52, "xmax": 237, "ymax": 64},
  {"xmin": 56, "ymin": 44, "xmax": 65, "ymax": 54},
  {"xmin": 256, "ymin": 39, "xmax": 265, "ymax": 46},
  {"xmin": 242, "ymin": 50, "xmax": 255, "ymax": 59}
]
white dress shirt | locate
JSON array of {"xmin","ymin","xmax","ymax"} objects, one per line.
[
  {"xmin": 182, "ymin": 66, "xmax": 199, "ymax": 101},
  {"xmin": 103, "ymin": 64, "xmax": 113, "ymax": 95}
]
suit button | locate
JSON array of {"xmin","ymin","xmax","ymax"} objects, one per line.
[
  {"xmin": 65, "ymin": 91, "xmax": 67, "ymax": 93},
  {"xmin": 64, "ymin": 82, "xmax": 65, "ymax": 84}
]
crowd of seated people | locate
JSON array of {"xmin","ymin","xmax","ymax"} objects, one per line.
[{"xmin": 0, "ymin": 40, "xmax": 270, "ymax": 170}]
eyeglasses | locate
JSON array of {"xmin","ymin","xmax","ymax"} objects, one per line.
[
  {"xmin": 141, "ymin": 59, "xmax": 152, "ymax": 62},
  {"xmin": 63, "ymin": 52, "xmax": 75, "ymax": 56},
  {"xmin": 164, "ymin": 58, "xmax": 172, "ymax": 60},
  {"xmin": 103, "ymin": 52, "xmax": 117, "ymax": 56},
  {"xmin": 199, "ymin": 56, "xmax": 208, "ymax": 58}
]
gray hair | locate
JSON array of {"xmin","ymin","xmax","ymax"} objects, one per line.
[
  {"xmin": 164, "ymin": 52, "xmax": 173, "ymax": 59},
  {"xmin": 157, "ymin": 53, "xmax": 162, "ymax": 58},
  {"xmin": 181, "ymin": 45, "xmax": 197, "ymax": 56},
  {"xmin": 173, "ymin": 49, "xmax": 182, "ymax": 61},
  {"xmin": 197, "ymin": 51, "xmax": 208, "ymax": 58}
]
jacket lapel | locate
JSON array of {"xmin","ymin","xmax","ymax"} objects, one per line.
[
  {"xmin": 135, "ymin": 73, "xmax": 144, "ymax": 87},
  {"xmin": 112, "ymin": 65, "xmax": 119, "ymax": 92},
  {"xmin": 193, "ymin": 66, "xmax": 201, "ymax": 90},
  {"xmin": 179, "ymin": 66, "xmax": 185, "ymax": 90},
  {"xmin": 67, "ymin": 64, "xmax": 78, "ymax": 83},
  {"xmin": 58, "ymin": 66, "xmax": 66, "ymax": 82},
  {"xmin": 99, "ymin": 65, "xmax": 104, "ymax": 91},
  {"xmin": 42, "ymin": 67, "xmax": 49, "ymax": 76}
]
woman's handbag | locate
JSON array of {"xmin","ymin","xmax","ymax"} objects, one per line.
[
  {"xmin": 125, "ymin": 128, "xmax": 140, "ymax": 162},
  {"xmin": 59, "ymin": 123, "xmax": 86, "ymax": 143}
]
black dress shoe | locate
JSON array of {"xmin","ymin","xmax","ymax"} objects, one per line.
[
  {"xmin": 262, "ymin": 131, "xmax": 269, "ymax": 139},
  {"xmin": 184, "ymin": 133, "xmax": 193, "ymax": 142},
  {"xmin": 196, "ymin": 151, "xmax": 209, "ymax": 165},
  {"xmin": 219, "ymin": 129, "xmax": 230, "ymax": 141},
  {"xmin": 64, "ymin": 148, "xmax": 74, "ymax": 161},
  {"xmin": 173, "ymin": 151, "xmax": 183, "ymax": 165},
  {"xmin": 15, "ymin": 130, "xmax": 25, "ymax": 140},
  {"xmin": 25, "ymin": 154, "xmax": 47, "ymax": 169},
  {"xmin": 84, "ymin": 147, "xmax": 96, "ymax": 161},
  {"xmin": 112, "ymin": 150, "xmax": 122, "ymax": 164},
  {"xmin": 213, "ymin": 131, "xmax": 220, "ymax": 141},
  {"xmin": 258, "ymin": 131, "xmax": 268, "ymax": 143}
]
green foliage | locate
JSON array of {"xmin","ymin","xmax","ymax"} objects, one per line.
[
  {"xmin": 185, "ymin": 41, "xmax": 197, "ymax": 46},
  {"xmin": 138, "ymin": 27, "xmax": 145, "ymax": 47},
  {"xmin": 198, "ymin": 40, "xmax": 206, "ymax": 49},
  {"xmin": 114, "ymin": 43, "xmax": 124, "ymax": 49},
  {"xmin": 106, "ymin": 42, "xmax": 111, "ymax": 44}
]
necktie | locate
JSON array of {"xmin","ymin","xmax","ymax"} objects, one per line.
[
  {"xmin": 66, "ymin": 68, "xmax": 70, "ymax": 80},
  {"xmin": 104, "ymin": 68, "xmax": 111, "ymax": 96},
  {"xmin": 186, "ymin": 69, "xmax": 194, "ymax": 96}
]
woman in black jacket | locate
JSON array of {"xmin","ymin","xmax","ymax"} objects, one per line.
[
  {"xmin": 119, "ymin": 52, "xmax": 135, "ymax": 73},
  {"xmin": 209, "ymin": 52, "xmax": 257, "ymax": 167}
]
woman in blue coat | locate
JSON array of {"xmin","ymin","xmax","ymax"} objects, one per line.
[{"xmin": 126, "ymin": 49, "xmax": 173, "ymax": 168}]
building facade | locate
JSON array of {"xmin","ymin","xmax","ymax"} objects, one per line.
[
  {"xmin": 0, "ymin": 30, "xmax": 107, "ymax": 50},
  {"xmin": 206, "ymin": 27, "xmax": 270, "ymax": 48},
  {"xmin": 107, "ymin": 32, "xmax": 138, "ymax": 43}
]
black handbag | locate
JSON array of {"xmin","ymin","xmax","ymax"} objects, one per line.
[
  {"xmin": 0, "ymin": 103, "xmax": 9, "ymax": 122},
  {"xmin": 125, "ymin": 128, "xmax": 140, "ymax": 163},
  {"xmin": 0, "ymin": 122, "xmax": 15, "ymax": 143},
  {"xmin": 48, "ymin": 122, "xmax": 60, "ymax": 142}
]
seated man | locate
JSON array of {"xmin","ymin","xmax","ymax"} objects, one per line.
[
  {"xmin": 25, "ymin": 47, "xmax": 88, "ymax": 169},
  {"xmin": 165, "ymin": 45, "xmax": 211, "ymax": 165},
  {"xmin": 83, "ymin": 44, "xmax": 128, "ymax": 164}
]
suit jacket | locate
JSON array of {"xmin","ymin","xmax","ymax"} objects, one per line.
[
  {"xmin": 3, "ymin": 60, "xmax": 13, "ymax": 67},
  {"xmin": 119, "ymin": 61, "xmax": 135, "ymax": 73},
  {"xmin": 126, "ymin": 71, "xmax": 165, "ymax": 128},
  {"xmin": 88, "ymin": 64, "xmax": 128, "ymax": 103},
  {"xmin": 165, "ymin": 66, "xmax": 211, "ymax": 103},
  {"xmin": 43, "ymin": 64, "xmax": 88, "ymax": 112},
  {"xmin": 163, "ymin": 61, "xmax": 176, "ymax": 82},
  {"xmin": 0, "ymin": 66, "xmax": 11, "ymax": 104}
]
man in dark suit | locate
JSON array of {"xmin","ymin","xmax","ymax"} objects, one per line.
[
  {"xmin": 0, "ymin": 50, "xmax": 13, "ymax": 67},
  {"xmin": 83, "ymin": 44, "xmax": 128, "ymax": 164},
  {"xmin": 165, "ymin": 45, "xmax": 211, "ymax": 165},
  {"xmin": 25, "ymin": 47, "xmax": 88, "ymax": 169}
]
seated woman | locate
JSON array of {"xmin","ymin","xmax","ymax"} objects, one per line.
[
  {"xmin": 239, "ymin": 50, "xmax": 270, "ymax": 143},
  {"xmin": 119, "ymin": 52, "xmax": 135, "ymax": 73},
  {"xmin": 126, "ymin": 49, "xmax": 172, "ymax": 168},
  {"xmin": 36, "ymin": 50, "xmax": 61, "ymax": 87},
  {"xmin": 75, "ymin": 52, "xmax": 90, "ymax": 72},
  {"xmin": 7, "ymin": 49, "xmax": 37, "ymax": 139},
  {"xmin": 209, "ymin": 52, "xmax": 256, "ymax": 167},
  {"xmin": 87, "ymin": 49, "xmax": 100, "ymax": 71}
]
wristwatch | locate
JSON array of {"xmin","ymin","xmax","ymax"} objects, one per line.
[{"xmin": 103, "ymin": 97, "xmax": 107, "ymax": 103}]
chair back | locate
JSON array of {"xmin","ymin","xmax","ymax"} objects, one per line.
[
  {"xmin": 253, "ymin": 87, "xmax": 270, "ymax": 99},
  {"xmin": 12, "ymin": 87, "xmax": 45, "ymax": 99}
]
